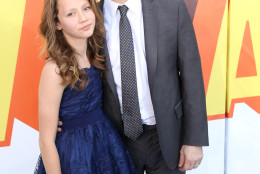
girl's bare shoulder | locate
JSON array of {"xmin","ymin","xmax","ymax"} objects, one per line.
[{"xmin": 40, "ymin": 59, "xmax": 62, "ymax": 85}]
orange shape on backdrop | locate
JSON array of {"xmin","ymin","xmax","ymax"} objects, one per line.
[
  {"xmin": 236, "ymin": 21, "xmax": 257, "ymax": 78},
  {"xmin": 227, "ymin": 97, "xmax": 260, "ymax": 118},
  {"xmin": 0, "ymin": 0, "xmax": 44, "ymax": 147},
  {"xmin": 11, "ymin": 0, "xmax": 45, "ymax": 130},
  {"xmin": 193, "ymin": 0, "xmax": 227, "ymax": 94},
  {"xmin": 209, "ymin": 96, "xmax": 260, "ymax": 120}
]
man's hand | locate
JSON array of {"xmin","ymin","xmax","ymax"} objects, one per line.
[
  {"xmin": 178, "ymin": 145, "xmax": 203, "ymax": 172},
  {"xmin": 57, "ymin": 120, "xmax": 62, "ymax": 132}
]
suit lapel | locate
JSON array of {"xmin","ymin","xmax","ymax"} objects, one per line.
[
  {"xmin": 104, "ymin": 41, "xmax": 118, "ymax": 97},
  {"xmin": 142, "ymin": 0, "xmax": 158, "ymax": 90},
  {"xmin": 99, "ymin": 0, "xmax": 118, "ymax": 97}
]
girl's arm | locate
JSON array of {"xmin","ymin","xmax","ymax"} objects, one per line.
[{"xmin": 38, "ymin": 61, "xmax": 65, "ymax": 174}]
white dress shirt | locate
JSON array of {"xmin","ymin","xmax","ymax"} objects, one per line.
[{"xmin": 104, "ymin": 0, "xmax": 156, "ymax": 125}]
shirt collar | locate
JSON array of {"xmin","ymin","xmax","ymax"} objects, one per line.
[
  {"xmin": 125, "ymin": 0, "xmax": 142, "ymax": 17},
  {"xmin": 104, "ymin": 0, "xmax": 118, "ymax": 20},
  {"xmin": 104, "ymin": 0, "xmax": 142, "ymax": 18}
]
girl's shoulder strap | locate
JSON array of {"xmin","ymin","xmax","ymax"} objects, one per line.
[{"xmin": 45, "ymin": 57, "xmax": 53, "ymax": 64}]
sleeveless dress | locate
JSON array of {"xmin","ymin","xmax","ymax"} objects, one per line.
[{"xmin": 34, "ymin": 66, "xmax": 137, "ymax": 174}]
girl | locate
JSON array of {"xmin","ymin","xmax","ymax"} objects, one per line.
[{"xmin": 34, "ymin": 0, "xmax": 136, "ymax": 173}]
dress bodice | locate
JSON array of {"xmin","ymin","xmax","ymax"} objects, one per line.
[
  {"xmin": 59, "ymin": 66, "xmax": 102, "ymax": 119},
  {"xmin": 35, "ymin": 65, "xmax": 137, "ymax": 174}
]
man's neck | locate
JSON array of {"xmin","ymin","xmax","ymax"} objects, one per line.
[{"xmin": 111, "ymin": 0, "xmax": 127, "ymax": 4}]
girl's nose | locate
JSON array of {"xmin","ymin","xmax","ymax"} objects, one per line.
[{"xmin": 79, "ymin": 11, "xmax": 87, "ymax": 23}]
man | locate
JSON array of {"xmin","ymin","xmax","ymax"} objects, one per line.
[
  {"xmin": 59, "ymin": 0, "xmax": 208, "ymax": 173},
  {"xmin": 100, "ymin": 0, "xmax": 208, "ymax": 173}
]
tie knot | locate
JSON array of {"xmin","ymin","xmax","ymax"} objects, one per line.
[{"xmin": 118, "ymin": 5, "xmax": 128, "ymax": 16}]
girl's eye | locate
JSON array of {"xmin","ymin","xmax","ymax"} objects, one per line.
[
  {"xmin": 67, "ymin": 12, "xmax": 74, "ymax": 17},
  {"xmin": 84, "ymin": 7, "xmax": 90, "ymax": 11}
]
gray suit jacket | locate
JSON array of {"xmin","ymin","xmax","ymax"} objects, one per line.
[{"xmin": 99, "ymin": 0, "xmax": 209, "ymax": 169}]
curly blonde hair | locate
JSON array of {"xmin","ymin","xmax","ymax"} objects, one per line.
[{"xmin": 39, "ymin": 0, "xmax": 105, "ymax": 90}]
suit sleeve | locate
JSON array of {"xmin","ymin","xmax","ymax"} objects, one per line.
[{"xmin": 177, "ymin": 0, "xmax": 209, "ymax": 146}]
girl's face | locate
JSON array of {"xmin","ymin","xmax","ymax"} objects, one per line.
[{"xmin": 56, "ymin": 0, "xmax": 95, "ymax": 42}]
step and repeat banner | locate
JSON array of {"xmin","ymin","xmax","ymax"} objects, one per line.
[{"xmin": 0, "ymin": 0, "xmax": 259, "ymax": 173}]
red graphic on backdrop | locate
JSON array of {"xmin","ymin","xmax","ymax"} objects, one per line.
[{"xmin": 236, "ymin": 21, "xmax": 257, "ymax": 78}]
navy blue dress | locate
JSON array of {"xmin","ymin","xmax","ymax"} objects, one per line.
[{"xmin": 35, "ymin": 66, "xmax": 136, "ymax": 174}]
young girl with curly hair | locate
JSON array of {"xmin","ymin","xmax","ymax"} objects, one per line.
[{"xmin": 34, "ymin": 0, "xmax": 136, "ymax": 173}]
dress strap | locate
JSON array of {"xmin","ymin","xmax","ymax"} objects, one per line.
[{"xmin": 45, "ymin": 58, "xmax": 53, "ymax": 64}]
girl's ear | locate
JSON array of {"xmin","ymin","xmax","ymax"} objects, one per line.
[{"xmin": 56, "ymin": 22, "xmax": 62, "ymax": 30}]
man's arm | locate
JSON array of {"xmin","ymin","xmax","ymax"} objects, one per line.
[{"xmin": 177, "ymin": 0, "xmax": 209, "ymax": 171}]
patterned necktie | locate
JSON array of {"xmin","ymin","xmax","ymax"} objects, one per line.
[{"xmin": 118, "ymin": 5, "xmax": 143, "ymax": 140}]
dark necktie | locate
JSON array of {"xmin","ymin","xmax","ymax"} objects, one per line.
[{"xmin": 118, "ymin": 5, "xmax": 143, "ymax": 140}]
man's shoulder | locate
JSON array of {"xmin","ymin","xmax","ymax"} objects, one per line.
[
  {"xmin": 159, "ymin": 0, "xmax": 180, "ymax": 5},
  {"xmin": 156, "ymin": 0, "xmax": 180, "ymax": 16},
  {"xmin": 156, "ymin": 0, "xmax": 180, "ymax": 10}
]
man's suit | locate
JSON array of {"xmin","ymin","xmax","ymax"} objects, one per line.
[{"xmin": 100, "ymin": 0, "xmax": 209, "ymax": 170}]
